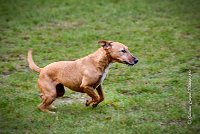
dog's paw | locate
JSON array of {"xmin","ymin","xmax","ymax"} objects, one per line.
[
  {"xmin": 85, "ymin": 100, "xmax": 90, "ymax": 106},
  {"xmin": 48, "ymin": 105, "xmax": 57, "ymax": 110},
  {"xmin": 48, "ymin": 111, "xmax": 56, "ymax": 114}
]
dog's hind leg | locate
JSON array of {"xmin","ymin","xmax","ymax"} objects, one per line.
[
  {"xmin": 46, "ymin": 83, "xmax": 65, "ymax": 110},
  {"xmin": 37, "ymin": 79, "xmax": 57, "ymax": 113}
]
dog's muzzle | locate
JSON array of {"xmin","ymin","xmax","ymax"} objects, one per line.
[{"xmin": 123, "ymin": 57, "xmax": 138, "ymax": 66}]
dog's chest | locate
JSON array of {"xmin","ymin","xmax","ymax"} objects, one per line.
[{"xmin": 99, "ymin": 64, "xmax": 110, "ymax": 84}]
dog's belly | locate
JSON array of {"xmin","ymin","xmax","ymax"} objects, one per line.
[
  {"xmin": 59, "ymin": 74, "xmax": 83, "ymax": 92},
  {"xmin": 46, "ymin": 61, "xmax": 84, "ymax": 92}
]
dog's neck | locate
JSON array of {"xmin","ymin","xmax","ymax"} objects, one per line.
[{"xmin": 91, "ymin": 48, "xmax": 112, "ymax": 71}]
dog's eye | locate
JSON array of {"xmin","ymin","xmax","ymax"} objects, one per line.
[{"xmin": 121, "ymin": 49, "xmax": 126, "ymax": 53}]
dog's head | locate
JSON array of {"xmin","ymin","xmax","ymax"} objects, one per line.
[{"xmin": 98, "ymin": 40, "xmax": 138, "ymax": 66}]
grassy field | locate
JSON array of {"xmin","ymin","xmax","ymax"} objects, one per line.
[{"xmin": 0, "ymin": 0, "xmax": 200, "ymax": 133}]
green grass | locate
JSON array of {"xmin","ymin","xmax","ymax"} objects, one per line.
[{"xmin": 0, "ymin": 0, "xmax": 200, "ymax": 133}]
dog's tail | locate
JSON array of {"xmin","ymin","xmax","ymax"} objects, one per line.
[{"xmin": 27, "ymin": 49, "xmax": 41, "ymax": 73}]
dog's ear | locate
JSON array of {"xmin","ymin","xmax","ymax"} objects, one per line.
[{"xmin": 98, "ymin": 40, "xmax": 112, "ymax": 49}]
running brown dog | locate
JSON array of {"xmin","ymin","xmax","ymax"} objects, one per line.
[{"xmin": 27, "ymin": 40, "xmax": 138, "ymax": 113}]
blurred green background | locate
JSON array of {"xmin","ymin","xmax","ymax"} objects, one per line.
[{"xmin": 0, "ymin": 0, "xmax": 199, "ymax": 133}]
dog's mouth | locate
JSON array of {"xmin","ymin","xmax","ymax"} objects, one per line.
[{"xmin": 123, "ymin": 61, "xmax": 135, "ymax": 66}]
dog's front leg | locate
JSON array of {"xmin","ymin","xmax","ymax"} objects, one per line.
[
  {"xmin": 81, "ymin": 85, "xmax": 99, "ymax": 107},
  {"xmin": 93, "ymin": 84, "xmax": 104, "ymax": 107}
]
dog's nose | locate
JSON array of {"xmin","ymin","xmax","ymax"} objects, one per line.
[{"xmin": 134, "ymin": 58, "xmax": 138, "ymax": 64}]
